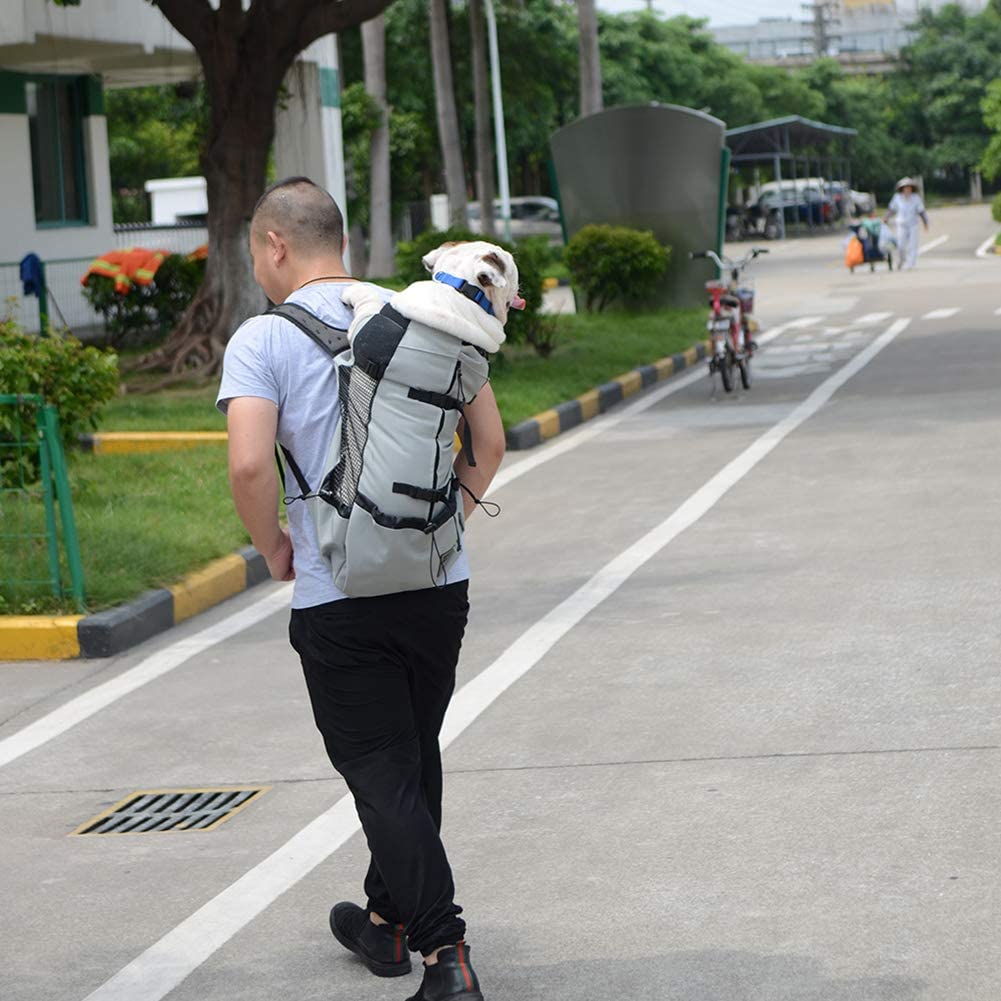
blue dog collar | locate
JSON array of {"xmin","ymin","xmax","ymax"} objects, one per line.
[{"xmin": 433, "ymin": 271, "xmax": 495, "ymax": 317}]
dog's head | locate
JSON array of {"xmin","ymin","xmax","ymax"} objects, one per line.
[{"xmin": 422, "ymin": 241, "xmax": 526, "ymax": 326}]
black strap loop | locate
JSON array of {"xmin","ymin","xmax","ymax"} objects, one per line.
[
  {"xmin": 458, "ymin": 480, "xmax": 500, "ymax": 518},
  {"xmin": 276, "ymin": 444, "xmax": 313, "ymax": 503}
]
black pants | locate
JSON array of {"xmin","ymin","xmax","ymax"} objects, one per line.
[{"xmin": 289, "ymin": 581, "xmax": 469, "ymax": 956}]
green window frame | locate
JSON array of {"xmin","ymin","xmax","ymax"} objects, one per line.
[{"xmin": 25, "ymin": 75, "xmax": 91, "ymax": 227}]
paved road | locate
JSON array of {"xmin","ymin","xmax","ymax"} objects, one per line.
[{"xmin": 2, "ymin": 205, "xmax": 999, "ymax": 1001}]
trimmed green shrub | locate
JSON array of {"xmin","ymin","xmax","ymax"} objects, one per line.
[
  {"xmin": 0, "ymin": 317, "xmax": 119, "ymax": 486},
  {"xmin": 564, "ymin": 224, "xmax": 671, "ymax": 312},
  {"xmin": 82, "ymin": 251, "xmax": 206, "ymax": 348},
  {"xmin": 393, "ymin": 228, "xmax": 553, "ymax": 354},
  {"xmin": 992, "ymin": 190, "xmax": 1001, "ymax": 224}
]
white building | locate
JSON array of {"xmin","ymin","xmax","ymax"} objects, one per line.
[
  {"xmin": 712, "ymin": 0, "xmax": 988, "ymax": 67},
  {"xmin": 0, "ymin": 2, "xmax": 347, "ymax": 334}
]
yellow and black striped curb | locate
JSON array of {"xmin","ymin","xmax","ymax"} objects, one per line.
[
  {"xmin": 506, "ymin": 339, "xmax": 710, "ymax": 450},
  {"xmin": 79, "ymin": 431, "xmax": 228, "ymax": 453},
  {"xmin": 0, "ymin": 546, "xmax": 269, "ymax": 661}
]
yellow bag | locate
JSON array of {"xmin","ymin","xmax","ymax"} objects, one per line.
[{"xmin": 845, "ymin": 236, "xmax": 864, "ymax": 269}]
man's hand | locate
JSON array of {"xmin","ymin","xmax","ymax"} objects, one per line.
[
  {"xmin": 226, "ymin": 397, "xmax": 291, "ymax": 579},
  {"xmin": 263, "ymin": 527, "xmax": 295, "ymax": 581}
]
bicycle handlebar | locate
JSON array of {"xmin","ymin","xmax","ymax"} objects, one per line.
[{"xmin": 689, "ymin": 247, "xmax": 769, "ymax": 272}]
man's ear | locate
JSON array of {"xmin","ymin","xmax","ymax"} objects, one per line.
[
  {"xmin": 267, "ymin": 230, "xmax": 286, "ymax": 265},
  {"xmin": 477, "ymin": 251, "xmax": 508, "ymax": 290}
]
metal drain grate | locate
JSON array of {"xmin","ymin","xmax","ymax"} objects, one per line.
[{"xmin": 72, "ymin": 787, "xmax": 268, "ymax": 836}]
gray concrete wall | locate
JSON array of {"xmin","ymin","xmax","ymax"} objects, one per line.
[{"xmin": 551, "ymin": 104, "xmax": 726, "ymax": 308}]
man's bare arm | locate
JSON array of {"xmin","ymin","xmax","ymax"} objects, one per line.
[
  {"xmin": 226, "ymin": 397, "xmax": 294, "ymax": 580},
  {"xmin": 454, "ymin": 382, "xmax": 505, "ymax": 519}
]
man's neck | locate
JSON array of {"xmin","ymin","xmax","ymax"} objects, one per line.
[{"xmin": 286, "ymin": 259, "xmax": 354, "ymax": 298}]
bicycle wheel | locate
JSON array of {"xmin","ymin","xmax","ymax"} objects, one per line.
[
  {"xmin": 719, "ymin": 349, "xmax": 734, "ymax": 392},
  {"xmin": 738, "ymin": 356, "xmax": 751, "ymax": 389}
]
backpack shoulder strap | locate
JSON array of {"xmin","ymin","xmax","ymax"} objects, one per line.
[{"xmin": 269, "ymin": 301, "xmax": 350, "ymax": 358}]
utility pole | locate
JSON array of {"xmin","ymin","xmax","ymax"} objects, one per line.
[{"xmin": 801, "ymin": 0, "xmax": 840, "ymax": 57}]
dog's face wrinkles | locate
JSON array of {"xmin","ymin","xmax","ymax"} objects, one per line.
[{"xmin": 421, "ymin": 240, "xmax": 525, "ymax": 326}]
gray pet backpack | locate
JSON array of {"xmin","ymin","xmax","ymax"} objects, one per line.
[{"xmin": 272, "ymin": 300, "xmax": 491, "ymax": 597}]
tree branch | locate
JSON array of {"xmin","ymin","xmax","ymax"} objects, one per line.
[
  {"xmin": 284, "ymin": 0, "xmax": 397, "ymax": 52},
  {"xmin": 153, "ymin": 0, "xmax": 215, "ymax": 53}
]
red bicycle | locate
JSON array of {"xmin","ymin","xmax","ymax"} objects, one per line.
[{"xmin": 691, "ymin": 248, "xmax": 768, "ymax": 393}]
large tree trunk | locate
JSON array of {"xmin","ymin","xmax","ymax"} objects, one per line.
[
  {"xmin": 577, "ymin": 0, "xmax": 603, "ymax": 118},
  {"xmin": 363, "ymin": 15, "xmax": 394, "ymax": 277},
  {"xmin": 429, "ymin": 0, "xmax": 468, "ymax": 229},
  {"xmin": 137, "ymin": 0, "xmax": 396, "ymax": 381},
  {"xmin": 469, "ymin": 0, "xmax": 496, "ymax": 239}
]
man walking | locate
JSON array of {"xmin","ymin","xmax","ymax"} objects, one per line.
[
  {"xmin": 216, "ymin": 177, "xmax": 504, "ymax": 1000},
  {"xmin": 884, "ymin": 177, "xmax": 929, "ymax": 270}
]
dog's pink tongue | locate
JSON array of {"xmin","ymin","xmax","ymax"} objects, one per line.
[{"xmin": 511, "ymin": 294, "xmax": 526, "ymax": 310}]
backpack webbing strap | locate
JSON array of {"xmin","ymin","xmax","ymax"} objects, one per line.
[
  {"xmin": 276, "ymin": 444, "xmax": 312, "ymax": 502},
  {"xmin": 269, "ymin": 302, "xmax": 351, "ymax": 358}
]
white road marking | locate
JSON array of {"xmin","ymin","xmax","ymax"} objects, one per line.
[
  {"xmin": 975, "ymin": 234, "xmax": 998, "ymax": 259},
  {"xmin": 0, "ymin": 585, "xmax": 293, "ymax": 770},
  {"xmin": 856, "ymin": 312, "xmax": 893, "ymax": 324},
  {"xmin": 0, "ymin": 314, "xmax": 828, "ymax": 768},
  {"xmin": 80, "ymin": 317, "xmax": 910, "ymax": 1001},
  {"xmin": 918, "ymin": 234, "xmax": 949, "ymax": 255},
  {"xmin": 922, "ymin": 307, "xmax": 961, "ymax": 320},
  {"xmin": 487, "ymin": 316, "xmax": 825, "ymax": 496},
  {"xmin": 993, "ymin": 306, "xmax": 1001, "ymax": 316}
]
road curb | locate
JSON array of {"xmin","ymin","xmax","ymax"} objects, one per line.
[
  {"xmin": 1, "ymin": 546, "xmax": 268, "ymax": 661},
  {"xmin": 79, "ymin": 431, "xmax": 228, "ymax": 454},
  {"xmin": 505, "ymin": 340, "xmax": 709, "ymax": 450}
]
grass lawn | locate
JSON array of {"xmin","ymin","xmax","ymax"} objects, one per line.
[
  {"xmin": 2, "ymin": 304, "xmax": 705, "ymax": 615},
  {"xmin": 2, "ymin": 444, "xmax": 248, "ymax": 615}
]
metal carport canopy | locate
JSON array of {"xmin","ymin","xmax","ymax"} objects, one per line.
[{"xmin": 725, "ymin": 115, "xmax": 857, "ymax": 162}]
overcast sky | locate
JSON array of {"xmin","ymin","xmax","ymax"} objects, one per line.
[{"xmin": 596, "ymin": 0, "xmax": 803, "ymax": 27}]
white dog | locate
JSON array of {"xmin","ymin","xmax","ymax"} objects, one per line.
[{"xmin": 342, "ymin": 240, "xmax": 525, "ymax": 354}]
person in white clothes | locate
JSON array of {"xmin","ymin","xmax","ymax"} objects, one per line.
[{"xmin": 884, "ymin": 177, "xmax": 929, "ymax": 270}]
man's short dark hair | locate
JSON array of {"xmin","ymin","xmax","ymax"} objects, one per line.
[{"xmin": 252, "ymin": 176, "xmax": 344, "ymax": 254}]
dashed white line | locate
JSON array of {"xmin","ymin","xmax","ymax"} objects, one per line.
[
  {"xmin": 80, "ymin": 317, "xmax": 911, "ymax": 1001},
  {"xmin": 856, "ymin": 312, "xmax": 893, "ymax": 324},
  {"xmin": 918, "ymin": 234, "xmax": 949, "ymax": 255},
  {"xmin": 922, "ymin": 307, "xmax": 961, "ymax": 320},
  {"xmin": 976, "ymin": 234, "xmax": 998, "ymax": 259}
]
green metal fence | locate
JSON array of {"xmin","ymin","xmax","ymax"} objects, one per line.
[{"xmin": 0, "ymin": 394, "xmax": 85, "ymax": 612}]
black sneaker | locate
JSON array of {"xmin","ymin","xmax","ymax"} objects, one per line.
[
  {"xmin": 405, "ymin": 942, "xmax": 484, "ymax": 1000},
  {"xmin": 329, "ymin": 902, "xmax": 412, "ymax": 977}
]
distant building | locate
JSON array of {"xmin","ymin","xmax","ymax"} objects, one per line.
[{"xmin": 712, "ymin": 0, "xmax": 988, "ymax": 71}]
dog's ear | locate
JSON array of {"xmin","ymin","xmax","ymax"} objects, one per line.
[
  {"xmin": 421, "ymin": 246, "xmax": 444, "ymax": 273},
  {"xmin": 422, "ymin": 240, "xmax": 466, "ymax": 274},
  {"xmin": 477, "ymin": 251, "xmax": 509, "ymax": 290}
]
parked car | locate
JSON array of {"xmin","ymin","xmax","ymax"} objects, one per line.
[
  {"xmin": 467, "ymin": 196, "xmax": 563, "ymax": 243},
  {"xmin": 754, "ymin": 184, "xmax": 834, "ymax": 226},
  {"xmin": 826, "ymin": 181, "xmax": 875, "ymax": 217}
]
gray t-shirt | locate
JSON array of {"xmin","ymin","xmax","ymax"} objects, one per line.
[{"xmin": 216, "ymin": 282, "xmax": 471, "ymax": 609}]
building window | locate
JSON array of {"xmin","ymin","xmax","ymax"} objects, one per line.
[{"xmin": 26, "ymin": 78, "xmax": 89, "ymax": 226}]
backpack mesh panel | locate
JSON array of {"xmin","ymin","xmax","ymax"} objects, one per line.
[{"xmin": 329, "ymin": 367, "xmax": 378, "ymax": 510}]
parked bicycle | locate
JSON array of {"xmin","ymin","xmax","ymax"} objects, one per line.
[{"xmin": 690, "ymin": 247, "xmax": 768, "ymax": 393}]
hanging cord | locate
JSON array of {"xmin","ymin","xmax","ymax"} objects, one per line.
[{"xmin": 458, "ymin": 481, "xmax": 501, "ymax": 518}]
